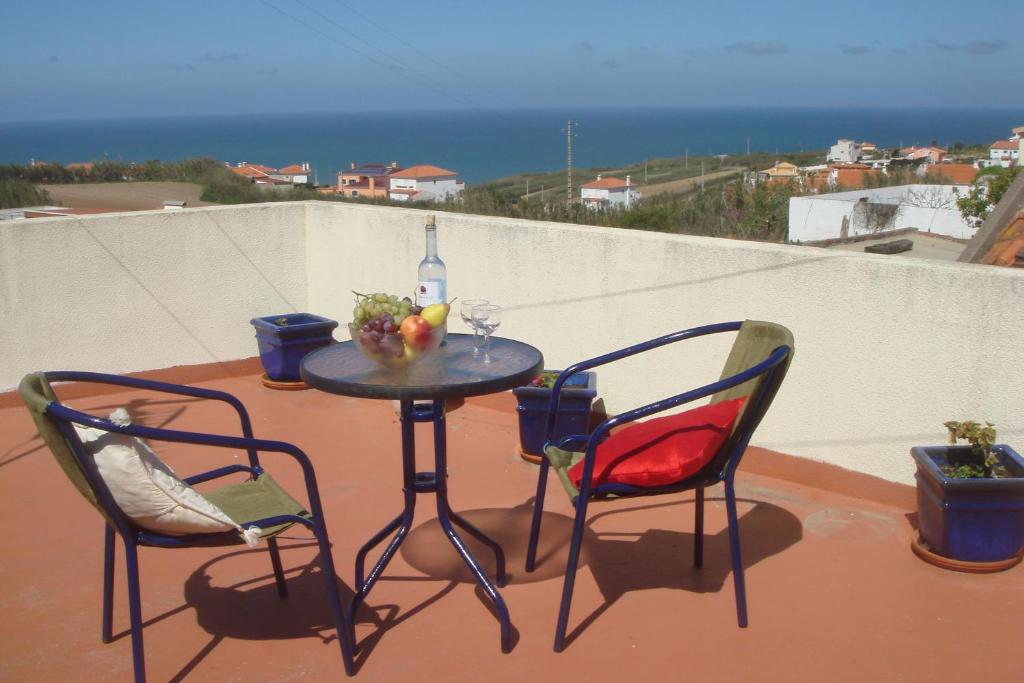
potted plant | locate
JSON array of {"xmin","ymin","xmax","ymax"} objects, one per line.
[
  {"xmin": 513, "ymin": 370, "xmax": 597, "ymax": 464},
  {"xmin": 911, "ymin": 420, "xmax": 1024, "ymax": 570},
  {"xmin": 251, "ymin": 313, "xmax": 338, "ymax": 383}
]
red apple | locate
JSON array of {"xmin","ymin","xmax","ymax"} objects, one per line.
[{"xmin": 399, "ymin": 315, "xmax": 432, "ymax": 351}]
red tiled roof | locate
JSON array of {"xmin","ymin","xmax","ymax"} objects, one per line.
[
  {"xmin": 66, "ymin": 162, "xmax": 95, "ymax": 173},
  {"xmin": 389, "ymin": 164, "xmax": 457, "ymax": 179},
  {"xmin": 581, "ymin": 177, "xmax": 628, "ymax": 189},
  {"xmin": 230, "ymin": 166, "xmax": 269, "ymax": 179},
  {"xmin": 980, "ymin": 210, "xmax": 1024, "ymax": 267},
  {"xmin": 990, "ymin": 140, "xmax": 1018, "ymax": 150},
  {"xmin": 927, "ymin": 164, "xmax": 978, "ymax": 185},
  {"xmin": 278, "ymin": 163, "xmax": 307, "ymax": 174}
]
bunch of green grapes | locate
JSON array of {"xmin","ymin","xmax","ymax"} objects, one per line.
[{"xmin": 352, "ymin": 291, "xmax": 414, "ymax": 328}]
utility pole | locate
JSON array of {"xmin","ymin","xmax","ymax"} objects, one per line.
[
  {"xmin": 644, "ymin": 159, "xmax": 648, "ymax": 183},
  {"xmin": 526, "ymin": 178, "xmax": 529, "ymax": 198},
  {"xmin": 701, "ymin": 159, "xmax": 705, "ymax": 191},
  {"xmin": 746, "ymin": 136, "xmax": 751, "ymax": 156},
  {"xmin": 685, "ymin": 147, "xmax": 688, "ymax": 169},
  {"xmin": 564, "ymin": 120, "xmax": 577, "ymax": 203}
]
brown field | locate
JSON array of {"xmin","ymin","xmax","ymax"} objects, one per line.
[
  {"xmin": 40, "ymin": 181, "xmax": 216, "ymax": 211},
  {"xmin": 636, "ymin": 167, "xmax": 744, "ymax": 197}
]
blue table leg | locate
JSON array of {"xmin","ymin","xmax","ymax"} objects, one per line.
[{"xmin": 350, "ymin": 398, "xmax": 512, "ymax": 653}]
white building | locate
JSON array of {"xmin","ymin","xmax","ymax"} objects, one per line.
[
  {"xmin": 788, "ymin": 184, "xmax": 974, "ymax": 243},
  {"xmin": 988, "ymin": 140, "xmax": 1019, "ymax": 168},
  {"xmin": 388, "ymin": 165, "xmax": 464, "ymax": 202},
  {"xmin": 580, "ymin": 175, "xmax": 641, "ymax": 209},
  {"xmin": 272, "ymin": 162, "xmax": 312, "ymax": 185},
  {"xmin": 827, "ymin": 139, "xmax": 862, "ymax": 163}
]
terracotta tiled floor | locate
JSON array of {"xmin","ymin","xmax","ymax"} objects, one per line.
[{"xmin": 1, "ymin": 371, "xmax": 1021, "ymax": 682}]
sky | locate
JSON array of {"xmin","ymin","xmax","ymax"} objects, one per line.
[{"xmin": 1, "ymin": 0, "xmax": 1022, "ymax": 122}]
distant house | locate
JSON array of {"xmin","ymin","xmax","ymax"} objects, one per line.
[
  {"xmin": 580, "ymin": 175, "xmax": 641, "ymax": 209},
  {"xmin": 919, "ymin": 163, "xmax": 978, "ymax": 186},
  {"xmin": 757, "ymin": 162, "xmax": 800, "ymax": 185},
  {"xmin": 66, "ymin": 162, "xmax": 95, "ymax": 175},
  {"xmin": 273, "ymin": 162, "xmax": 312, "ymax": 185},
  {"xmin": 388, "ymin": 165, "xmax": 464, "ymax": 202},
  {"xmin": 899, "ymin": 146, "xmax": 946, "ymax": 164},
  {"xmin": 830, "ymin": 163, "xmax": 881, "ymax": 190},
  {"xmin": 338, "ymin": 162, "xmax": 401, "ymax": 199},
  {"xmin": 988, "ymin": 140, "xmax": 1019, "ymax": 168},
  {"xmin": 788, "ymin": 184, "xmax": 974, "ymax": 243},
  {"xmin": 828, "ymin": 139, "xmax": 862, "ymax": 163},
  {"xmin": 1011, "ymin": 126, "xmax": 1024, "ymax": 140},
  {"xmin": 228, "ymin": 162, "xmax": 293, "ymax": 191}
]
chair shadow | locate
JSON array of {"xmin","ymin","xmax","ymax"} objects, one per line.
[
  {"xmin": 400, "ymin": 493, "xmax": 802, "ymax": 649},
  {"xmin": 168, "ymin": 540, "xmax": 485, "ymax": 677}
]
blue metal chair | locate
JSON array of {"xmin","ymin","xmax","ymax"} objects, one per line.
[
  {"xmin": 18, "ymin": 371, "xmax": 355, "ymax": 682},
  {"xmin": 524, "ymin": 321, "xmax": 794, "ymax": 651}
]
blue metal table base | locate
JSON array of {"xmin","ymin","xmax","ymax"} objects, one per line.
[{"xmin": 348, "ymin": 400, "xmax": 512, "ymax": 652}]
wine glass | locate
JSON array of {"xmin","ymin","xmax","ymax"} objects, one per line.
[
  {"xmin": 460, "ymin": 299, "xmax": 489, "ymax": 353},
  {"xmin": 470, "ymin": 304, "xmax": 501, "ymax": 363}
]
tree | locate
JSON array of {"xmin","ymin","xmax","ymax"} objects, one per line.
[{"xmin": 957, "ymin": 166, "xmax": 1021, "ymax": 228}]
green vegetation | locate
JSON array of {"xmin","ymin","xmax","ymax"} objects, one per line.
[
  {"xmin": 0, "ymin": 178, "xmax": 51, "ymax": 209},
  {"xmin": 943, "ymin": 420, "xmax": 999, "ymax": 479},
  {"xmin": 957, "ymin": 166, "xmax": 1021, "ymax": 227},
  {"xmin": 0, "ymin": 158, "xmax": 320, "ymax": 206}
]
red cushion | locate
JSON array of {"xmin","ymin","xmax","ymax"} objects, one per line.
[{"xmin": 568, "ymin": 397, "xmax": 747, "ymax": 489}]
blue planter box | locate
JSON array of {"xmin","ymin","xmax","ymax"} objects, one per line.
[
  {"xmin": 513, "ymin": 371, "xmax": 597, "ymax": 457},
  {"xmin": 911, "ymin": 444, "xmax": 1024, "ymax": 562},
  {"xmin": 251, "ymin": 313, "xmax": 338, "ymax": 382}
]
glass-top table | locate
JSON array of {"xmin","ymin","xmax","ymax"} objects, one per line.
[{"xmin": 301, "ymin": 333, "xmax": 543, "ymax": 653}]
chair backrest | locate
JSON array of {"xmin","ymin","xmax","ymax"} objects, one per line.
[
  {"xmin": 19, "ymin": 372, "xmax": 112, "ymax": 523},
  {"xmin": 709, "ymin": 320, "xmax": 794, "ymax": 433}
]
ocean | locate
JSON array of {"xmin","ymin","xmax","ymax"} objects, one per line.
[{"xmin": 1, "ymin": 107, "xmax": 1020, "ymax": 183}]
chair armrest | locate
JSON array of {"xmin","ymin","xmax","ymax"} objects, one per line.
[
  {"xmin": 48, "ymin": 404, "xmax": 329, "ymax": 522},
  {"xmin": 544, "ymin": 322, "xmax": 742, "ymax": 444},
  {"xmin": 572, "ymin": 344, "xmax": 790, "ymax": 500},
  {"xmin": 45, "ymin": 371, "xmax": 259, "ymax": 466}
]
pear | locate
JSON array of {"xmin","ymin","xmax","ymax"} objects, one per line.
[{"xmin": 420, "ymin": 302, "xmax": 449, "ymax": 328}]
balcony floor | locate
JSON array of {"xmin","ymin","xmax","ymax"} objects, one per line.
[{"xmin": 1, "ymin": 367, "xmax": 1020, "ymax": 682}]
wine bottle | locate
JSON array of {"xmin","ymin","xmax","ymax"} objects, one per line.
[{"xmin": 416, "ymin": 214, "xmax": 447, "ymax": 307}]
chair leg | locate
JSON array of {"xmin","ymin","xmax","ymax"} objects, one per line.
[
  {"xmin": 266, "ymin": 537, "xmax": 288, "ymax": 598},
  {"xmin": 123, "ymin": 541, "xmax": 147, "ymax": 683},
  {"xmin": 693, "ymin": 487, "xmax": 704, "ymax": 569},
  {"xmin": 102, "ymin": 524, "xmax": 115, "ymax": 643},
  {"xmin": 313, "ymin": 525, "xmax": 355, "ymax": 676},
  {"xmin": 724, "ymin": 477, "xmax": 748, "ymax": 628},
  {"xmin": 553, "ymin": 494, "xmax": 589, "ymax": 652},
  {"xmin": 525, "ymin": 456, "xmax": 551, "ymax": 572}
]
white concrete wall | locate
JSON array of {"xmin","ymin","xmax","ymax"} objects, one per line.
[
  {"xmin": 789, "ymin": 185, "xmax": 974, "ymax": 242},
  {"xmin": 0, "ymin": 202, "xmax": 309, "ymax": 386},
  {"xmin": 305, "ymin": 201, "xmax": 1024, "ymax": 485},
  {"xmin": 3, "ymin": 200, "xmax": 1023, "ymax": 485}
]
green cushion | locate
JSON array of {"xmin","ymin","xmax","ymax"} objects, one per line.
[
  {"xmin": 544, "ymin": 445, "xmax": 584, "ymax": 500},
  {"xmin": 710, "ymin": 320, "xmax": 795, "ymax": 431},
  {"xmin": 544, "ymin": 321, "xmax": 794, "ymax": 503},
  {"xmin": 19, "ymin": 373, "xmax": 112, "ymax": 523},
  {"xmin": 204, "ymin": 473, "xmax": 310, "ymax": 541}
]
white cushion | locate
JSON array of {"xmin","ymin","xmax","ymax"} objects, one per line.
[{"xmin": 73, "ymin": 410, "xmax": 251, "ymax": 540}]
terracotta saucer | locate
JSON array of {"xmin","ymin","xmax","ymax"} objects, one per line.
[
  {"xmin": 911, "ymin": 533, "xmax": 1022, "ymax": 573},
  {"xmin": 259, "ymin": 374, "xmax": 311, "ymax": 391},
  {"xmin": 519, "ymin": 448, "xmax": 543, "ymax": 465}
]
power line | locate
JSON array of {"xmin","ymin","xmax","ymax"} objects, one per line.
[
  {"xmin": 256, "ymin": 0, "xmax": 470, "ymax": 107},
  {"xmin": 330, "ymin": 0, "xmax": 507, "ymax": 107},
  {"xmin": 289, "ymin": 0, "xmax": 472, "ymax": 107}
]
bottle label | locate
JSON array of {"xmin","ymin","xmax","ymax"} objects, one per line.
[{"xmin": 416, "ymin": 280, "xmax": 445, "ymax": 306}]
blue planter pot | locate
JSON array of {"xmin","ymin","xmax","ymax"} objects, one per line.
[
  {"xmin": 251, "ymin": 313, "xmax": 338, "ymax": 382},
  {"xmin": 911, "ymin": 444, "xmax": 1024, "ymax": 562},
  {"xmin": 513, "ymin": 371, "xmax": 597, "ymax": 458}
]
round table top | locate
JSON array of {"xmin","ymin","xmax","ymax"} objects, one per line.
[{"xmin": 300, "ymin": 333, "xmax": 544, "ymax": 401}]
